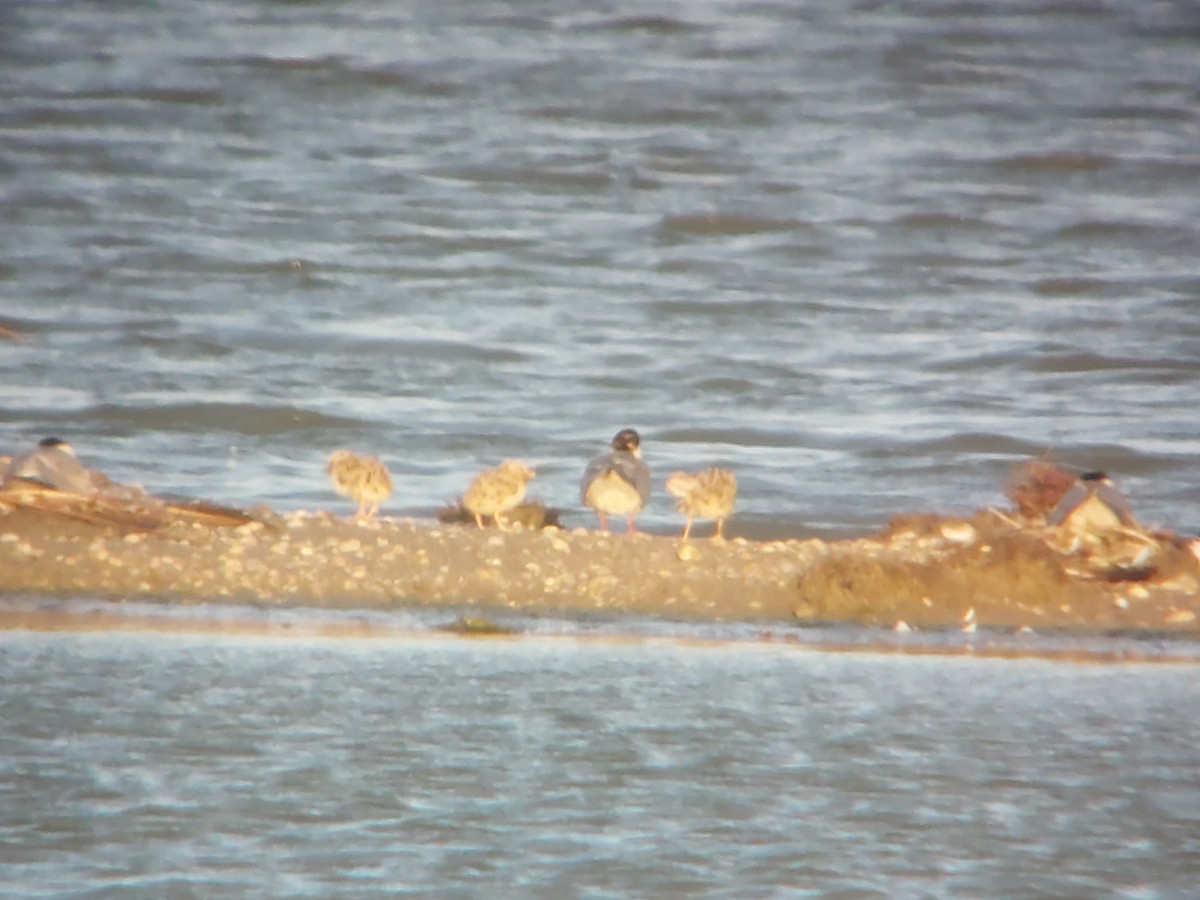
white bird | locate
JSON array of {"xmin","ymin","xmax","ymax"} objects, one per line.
[
  {"xmin": 1047, "ymin": 470, "xmax": 1139, "ymax": 537},
  {"xmin": 1, "ymin": 437, "xmax": 99, "ymax": 495},
  {"xmin": 580, "ymin": 428, "xmax": 651, "ymax": 533}
]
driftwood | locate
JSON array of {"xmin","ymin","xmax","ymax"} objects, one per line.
[{"xmin": 0, "ymin": 481, "xmax": 265, "ymax": 532}]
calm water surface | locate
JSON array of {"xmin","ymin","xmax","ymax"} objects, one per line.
[
  {"xmin": 2, "ymin": 630, "xmax": 1198, "ymax": 898},
  {"xmin": 2, "ymin": 0, "xmax": 1199, "ymax": 537}
]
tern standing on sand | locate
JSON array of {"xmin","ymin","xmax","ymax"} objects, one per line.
[
  {"xmin": 1, "ymin": 437, "xmax": 99, "ymax": 494},
  {"xmin": 580, "ymin": 428, "xmax": 651, "ymax": 533},
  {"xmin": 1047, "ymin": 470, "xmax": 1139, "ymax": 536}
]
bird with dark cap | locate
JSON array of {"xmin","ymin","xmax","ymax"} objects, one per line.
[
  {"xmin": 1, "ymin": 437, "xmax": 100, "ymax": 495},
  {"xmin": 1047, "ymin": 470, "xmax": 1139, "ymax": 537},
  {"xmin": 580, "ymin": 428, "xmax": 651, "ymax": 533}
]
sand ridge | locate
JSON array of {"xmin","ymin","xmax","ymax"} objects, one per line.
[{"xmin": 1, "ymin": 496, "xmax": 1197, "ymax": 636}]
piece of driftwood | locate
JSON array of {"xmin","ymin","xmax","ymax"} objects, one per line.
[{"xmin": 0, "ymin": 482, "xmax": 265, "ymax": 533}]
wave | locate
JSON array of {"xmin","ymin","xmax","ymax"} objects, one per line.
[{"xmin": 73, "ymin": 402, "xmax": 363, "ymax": 436}]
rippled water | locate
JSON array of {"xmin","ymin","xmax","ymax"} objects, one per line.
[
  {"xmin": 2, "ymin": 630, "xmax": 1198, "ymax": 897},
  {"xmin": 5, "ymin": 4, "xmax": 1200, "ymax": 885},
  {"xmin": 2, "ymin": 0, "xmax": 1198, "ymax": 538}
]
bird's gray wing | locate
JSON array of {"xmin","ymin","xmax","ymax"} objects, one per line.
[
  {"xmin": 3, "ymin": 448, "xmax": 53, "ymax": 488},
  {"xmin": 1046, "ymin": 482, "xmax": 1089, "ymax": 526},
  {"xmin": 580, "ymin": 451, "xmax": 651, "ymax": 504},
  {"xmin": 611, "ymin": 452, "xmax": 651, "ymax": 504},
  {"xmin": 1093, "ymin": 483, "xmax": 1138, "ymax": 527},
  {"xmin": 580, "ymin": 453, "xmax": 612, "ymax": 503},
  {"xmin": 3, "ymin": 448, "xmax": 98, "ymax": 494}
]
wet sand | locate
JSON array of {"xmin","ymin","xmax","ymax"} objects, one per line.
[
  {"xmin": 1, "ymin": 497, "xmax": 1197, "ymax": 638},
  {"xmin": 2, "ymin": 604, "xmax": 1196, "ymax": 666}
]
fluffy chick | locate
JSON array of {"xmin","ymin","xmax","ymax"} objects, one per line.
[
  {"xmin": 665, "ymin": 467, "xmax": 737, "ymax": 540},
  {"xmin": 463, "ymin": 460, "xmax": 537, "ymax": 530},
  {"xmin": 327, "ymin": 449, "xmax": 393, "ymax": 519}
]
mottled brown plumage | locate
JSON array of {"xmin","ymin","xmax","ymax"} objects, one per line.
[
  {"xmin": 1006, "ymin": 460, "xmax": 1077, "ymax": 520},
  {"xmin": 462, "ymin": 460, "xmax": 536, "ymax": 529},
  {"xmin": 326, "ymin": 450, "xmax": 393, "ymax": 519},
  {"xmin": 666, "ymin": 468, "xmax": 737, "ymax": 540}
]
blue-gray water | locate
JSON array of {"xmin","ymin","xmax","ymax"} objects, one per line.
[
  {"xmin": 3, "ymin": 3, "xmax": 1200, "ymax": 893},
  {"xmin": 3, "ymin": 0, "xmax": 1199, "ymax": 538},
  {"xmin": 2, "ymin": 630, "xmax": 1198, "ymax": 898}
]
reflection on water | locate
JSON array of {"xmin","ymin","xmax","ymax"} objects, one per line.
[{"xmin": 1, "ymin": 630, "xmax": 1197, "ymax": 897}]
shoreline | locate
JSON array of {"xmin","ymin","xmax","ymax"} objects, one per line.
[{"xmin": 1, "ymin": 602, "xmax": 1196, "ymax": 666}]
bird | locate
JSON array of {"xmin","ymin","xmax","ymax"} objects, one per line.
[
  {"xmin": 462, "ymin": 459, "xmax": 537, "ymax": 529},
  {"xmin": 1, "ymin": 437, "xmax": 100, "ymax": 495},
  {"xmin": 580, "ymin": 428, "xmax": 651, "ymax": 533},
  {"xmin": 326, "ymin": 450, "xmax": 393, "ymax": 519},
  {"xmin": 1047, "ymin": 470, "xmax": 1139, "ymax": 537},
  {"xmin": 665, "ymin": 467, "xmax": 737, "ymax": 541}
]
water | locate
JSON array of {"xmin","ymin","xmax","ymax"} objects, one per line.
[
  {"xmin": 2, "ymin": 630, "xmax": 1197, "ymax": 897},
  {"xmin": 3, "ymin": 5, "xmax": 1199, "ymax": 890},
  {"xmin": 1, "ymin": 0, "xmax": 1198, "ymax": 538}
]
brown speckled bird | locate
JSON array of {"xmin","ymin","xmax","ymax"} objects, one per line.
[
  {"xmin": 462, "ymin": 460, "xmax": 537, "ymax": 529},
  {"xmin": 665, "ymin": 468, "xmax": 737, "ymax": 540},
  {"xmin": 326, "ymin": 450, "xmax": 393, "ymax": 519}
]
